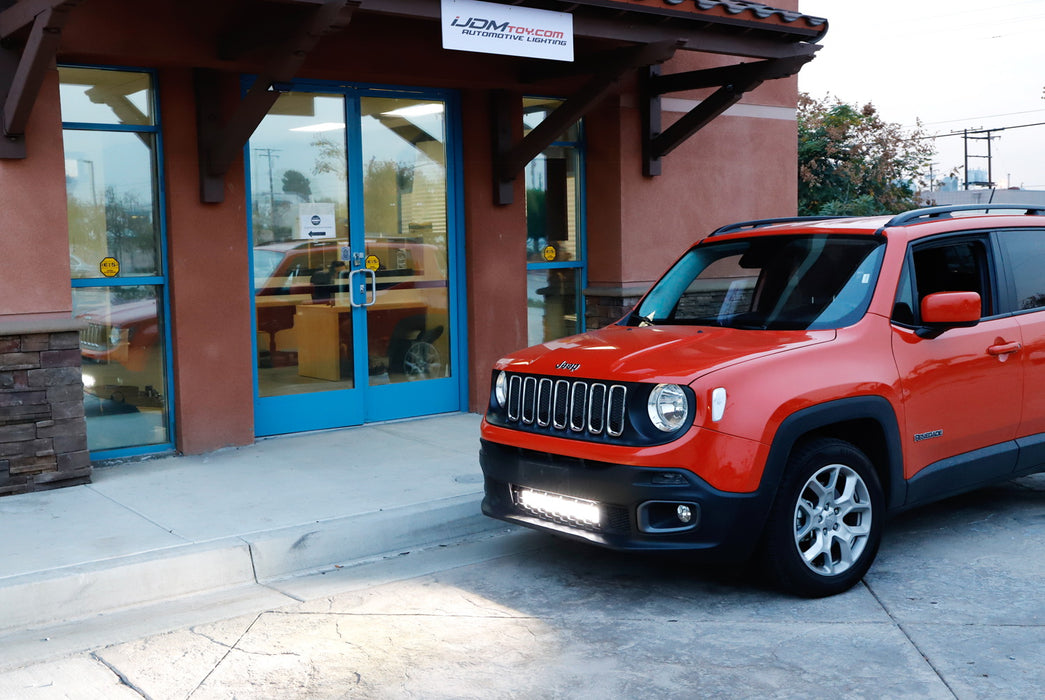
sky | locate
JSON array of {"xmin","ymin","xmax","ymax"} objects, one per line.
[{"xmin": 798, "ymin": 0, "xmax": 1045, "ymax": 190}]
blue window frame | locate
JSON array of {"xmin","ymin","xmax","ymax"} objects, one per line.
[{"xmin": 60, "ymin": 66, "xmax": 175, "ymax": 458}]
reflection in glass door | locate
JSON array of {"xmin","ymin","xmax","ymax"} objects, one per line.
[
  {"xmin": 360, "ymin": 97, "xmax": 450, "ymax": 386},
  {"xmin": 249, "ymin": 86, "xmax": 461, "ymax": 436},
  {"xmin": 251, "ymin": 92, "xmax": 353, "ymax": 400}
]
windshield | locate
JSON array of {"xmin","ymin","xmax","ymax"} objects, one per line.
[{"xmin": 628, "ymin": 235, "xmax": 885, "ymax": 331}]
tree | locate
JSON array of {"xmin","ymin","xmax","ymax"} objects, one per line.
[
  {"xmin": 281, "ymin": 169, "xmax": 312, "ymax": 199},
  {"xmin": 798, "ymin": 94, "xmax": 934, "ymax": 216}
]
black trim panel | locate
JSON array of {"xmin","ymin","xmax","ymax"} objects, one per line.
[
  {"xmin": 905, "ymin": 441, "xmax": 1019, "ymax": 508},
  {"xmin": 1015, "ymin": 432, "xmax": 1045, "ymax": 476}
]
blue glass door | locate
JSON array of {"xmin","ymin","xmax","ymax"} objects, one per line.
[{"xmin": 249, "ymin": 87, "xmax": 462, "ymax": 436}]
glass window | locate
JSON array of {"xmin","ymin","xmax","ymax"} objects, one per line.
[
  {"xmin": 249, "ymin": 92, "xmax": 352, "ymax": 397},
  {"xmin": 64, "ymin": 130, "xmax": 161, "ymax": 278},
  {"xmin": 61, "ymin": 67, "xmax": 171, "ymax": 455},
  {"xmin": 58, "ymin": 68, "xmax": 153, "ymax": 126},
  {"xmin": 73, "ymin": 286, "xmax": 169, "ymax": 451},
  {"xmin": 630, "ymin": 235, "xmax": 885, "ymax": 331},
  {"xmin": 996, "ymin": 229, "xmax": 1045, "ymax": 312},
  {"xmin": 528, "ymin": 269, "xmax": 578, "ymax": 346},
  {"xmin": 912, "ymin": 239, "xmax": 990, "ymax": 318},
  {"xmin": 361, "ymin": 97, "xmax": 451, "ymax": 384},
  {"xmin": 524, "ymin": 97, "xmax": 584, "ymax": 345}
]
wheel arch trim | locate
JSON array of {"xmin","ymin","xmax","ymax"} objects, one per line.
[{"xmin": 761, "ymin": 396, "xmax": 905, "ymax": 510}]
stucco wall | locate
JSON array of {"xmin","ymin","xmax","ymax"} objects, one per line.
[
  {"xmin": 160, "ymin": 68, "xmax": 256, "ymax": 453},
  {"xmin": 0, "ymin": 0, "xmax": 810, "ymax": 450},
  {"xmin": 0, "ymin": 71, "xmax": 71, "ymax": 320},
  {"xmin": 586, "ymin": 55, "xmax": 800, "ymax": 298}
]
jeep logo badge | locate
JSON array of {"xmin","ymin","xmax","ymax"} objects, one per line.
[{"xmin": 555, "ymin": 361, "xmax": 581, "ymax": 373}]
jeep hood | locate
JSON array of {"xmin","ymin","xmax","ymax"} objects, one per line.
[{"xmin": 496, "ymin": 324, "xmax": 835, "ymax": 384}]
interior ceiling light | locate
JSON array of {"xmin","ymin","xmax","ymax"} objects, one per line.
[
  {"xmin": 289, "ymin": 122, "xmax": 345, "ymax": 133},
  {"xmin": 381, "ymin": 103, "xmax": 444, "ymax": 118}
]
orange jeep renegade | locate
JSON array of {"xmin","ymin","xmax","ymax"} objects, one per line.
[{"xmin": 479, "ymin": 204, "xmax": 1045, "ymax": 597}]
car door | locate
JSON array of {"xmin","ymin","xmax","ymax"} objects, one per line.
[
  {"xmin": 994, "ymin": 228, "xmax": 1045, "ymax": 473},
  {"xmin": 890, "ymin": 234, "xmax": 1023, "ymax": 497}
]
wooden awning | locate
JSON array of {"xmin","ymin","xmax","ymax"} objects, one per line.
[{"xmin": 0, "ymin": 0, "xmax": 827, "ymax": 203}]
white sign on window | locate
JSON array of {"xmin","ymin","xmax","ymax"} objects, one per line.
[
  {"xmin": 441, "ymin": 0, "xmax": 573, "ymax": 62},
  {"xmin": 297, "ymin": 202, "xmax": 336, "ymax": 240}
]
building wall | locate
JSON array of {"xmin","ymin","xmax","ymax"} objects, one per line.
[
  {"xmin": 0, "ymin": 0, "xmax": 810, "ymax": 470},
  {"xmin": 461, "ymin": 91, "xmax": 529, "ymax": 411},
  {"xmin": 0, "ymin": 71, "xmax": 71, "ymax": 319},
  {"xmin": 160, "ymin": 68, "xmax": 256, "ymax": 453},
  {"xmin": 0, "ymin": 70, "xmax": 90, "ymax": 493},
  {"xmin": 584, "ymin": 51, "xmax": 801, "ymax": 326}
]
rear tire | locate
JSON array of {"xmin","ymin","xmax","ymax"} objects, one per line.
[{"xmin": 760, "ymin": 438, "xmax": 884, "ymax": 597}]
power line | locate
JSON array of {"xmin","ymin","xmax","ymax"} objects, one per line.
[
  {"xmin": 916, "ymin": 108, "xmax": 1045, "ymax": 127},
  {"xmin": 913, "ymin": 119, "xmax": 1045, "ymax": 141},
  {"xmin": 937, "ymin": 121, "xmax": 1045, "ymax": 138}
]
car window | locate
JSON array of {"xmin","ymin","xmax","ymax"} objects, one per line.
[
  {"xmin": 995, "ymin": 229, "xmax": 1045, "ymax": 312},
  {"xmin": 630, "ymin": 235, "xmax": 885, "ymax": 331},
  {"xmin": 910, "ymin": 238, "xmax": 991, "ymax": 318}
]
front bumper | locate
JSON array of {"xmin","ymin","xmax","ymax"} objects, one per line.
[{"xmin": 479, "ymin": 439, "xmax": 774, "ymax": 562}]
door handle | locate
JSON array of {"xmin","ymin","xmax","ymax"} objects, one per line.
[
  {"xmin": 987, "ymin": 341, "xmax": 1022, "ymax": 356},
  {"xmin": 348, "ymin": 268, "xmax": 377, "ymax": 308}
]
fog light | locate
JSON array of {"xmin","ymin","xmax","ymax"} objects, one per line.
[{"xmin": 637, "ymin": 501, "xmax": 700, "ymax": 533}]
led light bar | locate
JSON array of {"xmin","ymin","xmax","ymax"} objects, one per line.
[{"xmin": 517, "ymin": 487, "xmax": 601, "ymax": 526}]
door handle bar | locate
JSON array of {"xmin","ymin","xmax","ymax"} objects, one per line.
[
  {"xmin": 987, "ymin": 341, "xmax": 1022, "ymax": 356},
  {"xmin": 348, "ymin": 268, "xmax": 377, "ymax": 308}
]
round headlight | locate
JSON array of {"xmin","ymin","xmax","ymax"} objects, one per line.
[
  {"xmin": 494, "ymin": 371, "xmax": 508, "ymax": 407},
  {"xmin": 647, "ymin": 383, "xmax": 689, "ymax": 432},
  {"xmin": 108, "ymin": 327, "xmax": 122, "ymax": 346}
]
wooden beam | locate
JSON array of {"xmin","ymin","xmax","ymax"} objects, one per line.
[
  {"xmin": 491, "ymin": 90, "xmax": 515, "ymax": 206},
  {"xmin": 198, "ymin": 0, "xmax": 356, "ymax": 202},
  {"xmin": 643, "ymin": 54, "xmax": 815, "ymax": 174},
  {"xmin": 647, "ymin": 55, "xmax": 814, "ymax": 96},
  {"xmin": 0, "ymin": 1, "xmax": 80, "ymax": 158},
  {"xmin": 494, "ymin": 40, "xmax": 681, "ymax": 205},
  {"xmin": 520, "ymin": 40, "xmax": 684, "ymax": 84},
  {"xmin": 0, "ymin": 0, "xmax": 79, "ymax": 38},
  {"xmin": 193, "ymin": 68, "xmax": 225, "ymax": 203}
]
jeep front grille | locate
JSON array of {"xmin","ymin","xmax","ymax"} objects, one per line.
[{"xmin": 505, "ymin": 373, "xmax": 627, "ymax": 438}]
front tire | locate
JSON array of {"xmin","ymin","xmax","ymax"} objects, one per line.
[{"xmin": 760, "ymin": 438, "xmax": 884, "ymax": 597}]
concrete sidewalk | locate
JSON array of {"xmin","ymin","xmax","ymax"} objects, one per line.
[{"xmin": 0, "ymin": 412, "xmax": 494, "ymax": 639}]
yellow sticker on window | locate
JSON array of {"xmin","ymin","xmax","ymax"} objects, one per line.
[
  {"xmin": 365, "ymin": 254, "xmax": 380, "ymax": 271},
  {"xmin": 542, "ymin": 245, "xmax": 556, "ymax": 262},
  {"xmin": 99, "ymin": 257, "xmax": 120, "ymax": 278}
]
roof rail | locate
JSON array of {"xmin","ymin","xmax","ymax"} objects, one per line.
[
  {"xmin": 885, "ymin": 204, "xmax": 1045, "ymax": 227},
  {"xmin": 708, "ymin": 216, "xmax": 850, "ymax": 237}
]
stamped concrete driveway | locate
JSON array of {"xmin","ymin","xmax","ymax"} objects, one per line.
[{"xmin": 1, "ymin": 474, "xmax": 1042, "ymax": 699}]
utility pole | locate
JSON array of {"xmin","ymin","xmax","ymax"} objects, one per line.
[
  {"xmin": 962, "ymin": 129, "xmax": 995, "ymax": 189},
  {"xmin": 254, "ymin": 148, "xmax": 280, "ymax": 216}
]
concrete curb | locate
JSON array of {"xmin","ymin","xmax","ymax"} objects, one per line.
[
  {"xmin": 0, "ymin": 493, "xmax": 497, "ymax": 633},
  {"xmin": 248, "ymin": 493, "xmax": 498, "ymax": 582}
]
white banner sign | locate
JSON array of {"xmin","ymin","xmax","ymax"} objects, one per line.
[
  {"xmin": 441, "ymin": 0, "xmax": 573, "ymax": 62},
  {"xmin": 297, "ymin": 202, "xmax": 336, "ymax": 240}
]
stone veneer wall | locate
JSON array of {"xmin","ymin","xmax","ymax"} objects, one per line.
[
  {"xmin": 584, "ymin": 286, "xmax": 648, "ymax": 330},
  {"xmin": 0, "ymin": 320, "xmax": 90, "ymax": 496}
]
